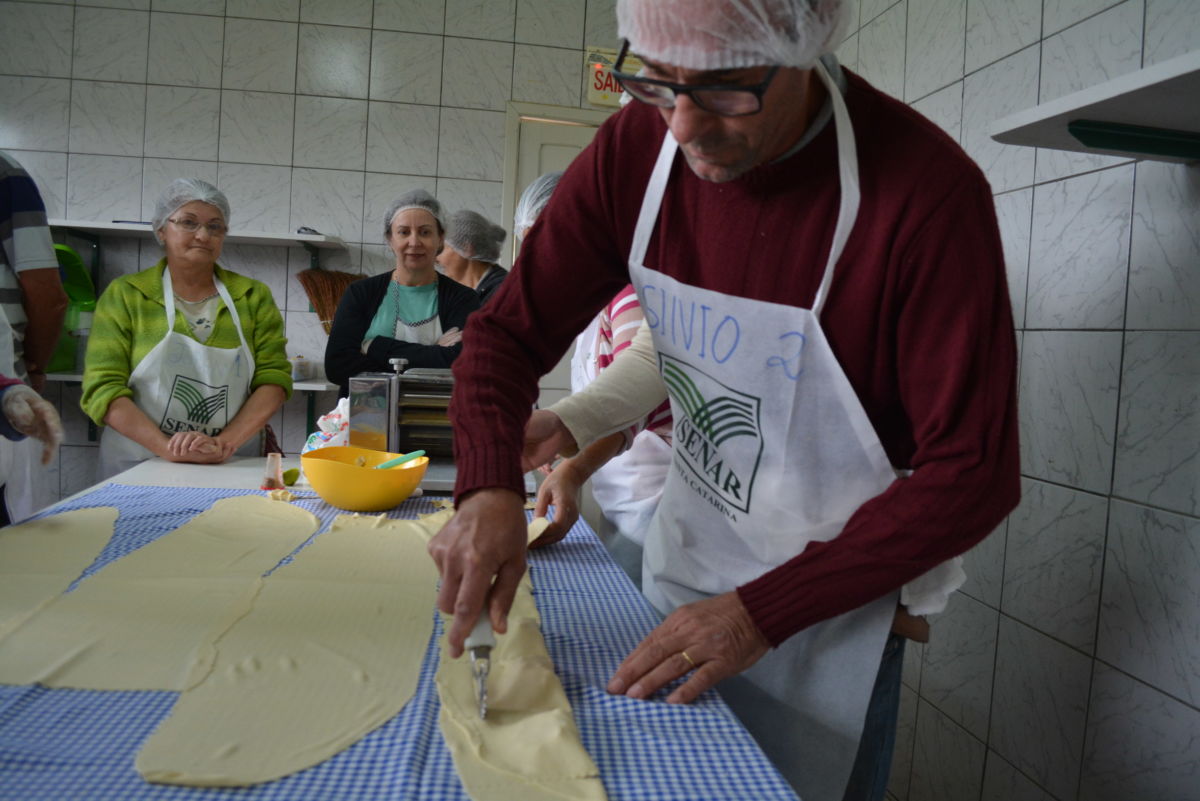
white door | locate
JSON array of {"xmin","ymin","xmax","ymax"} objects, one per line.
[{"xmin": 501, "ymin": 103, "xmax": 611, "ymax": 409}]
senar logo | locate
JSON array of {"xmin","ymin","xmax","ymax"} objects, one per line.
[
  {"xmin": 661, "ymin": 354, "xmax": 763, "ymax": 515},
  {"xmin": 160, "ymin": 375, "xmax": 229, "ymax": 435}
]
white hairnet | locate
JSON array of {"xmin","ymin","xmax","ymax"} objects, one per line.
[
  {"xmin": 152, "ymin": 178, "xmax": 230, "ymax": 243},
  {"xmin": 513, "ymin": 172, "xmax": 563, "ymax": 242},
  {"xmin": 617, "ymin": 0, "xmax": 846, "ymax": 70},
  {"xmin": 384, "ymin": 189, "xmax": 445, "ymax": 239},
  {"xmin": 445, "ymin": 210, "xmax": 507, "ymax": 263}
]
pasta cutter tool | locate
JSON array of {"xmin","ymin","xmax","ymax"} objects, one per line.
[{"xmin": 465, "ymin": 612, "xmax": 495, "ymax": 720}]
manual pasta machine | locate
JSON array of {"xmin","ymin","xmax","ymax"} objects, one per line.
[{"xmin": 347, "ymin": 359, "xmax": 455, "ymax": 459}]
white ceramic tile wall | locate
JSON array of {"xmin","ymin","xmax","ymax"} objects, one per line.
[
  {"xmin": 148, "ymin": 12, "xmax": 224, "ymax": 88},
  {"xmin": 904, "ymin": 0, "xmax": 965, "ymax": 101},
  {"xmin": 72, "ymin": 7, "xmax": 149, "ymax": 83},
  {"xmin": 965, "ymin": 0, "xmax": 1041, "ymax": 73},
  {"xmin": 373, "ymin": 0, "xmax": 445, "ymax": 35},
  {"xmin": 1080, "ymin": 661, "xmax": 1200, "ymax": 801},
  {"xmin": 0, "ymin": 2, "xmax": 74, "ymax": 78},
  {"xmin": 837, "ymin": 3, "xmax": 1200, "ymax": 798},
  {"xmin": 1019, "ymin": 330, "xmax": 1122, "ymax": 494},
  {"xmin": 1026, "ymin": 164, "xmax": 1133, "ymax": 329},
  {"xmin": 857, "ymin": 1, "xmax": 907, "ymax": 99},
  {"xmin": 144, "ymin": 87, "xmax": 222, "ymax": 161},
  {"xmin": 909, "ymin": 700, "xmax": 986, "ymax": 801},
  {"xmin": 961, "ymin": 46, "xmax": 1039, "ymax": 193},
  {"xmin": 920, "ymin": 593, "xmax": 997, "ymax": 739},
  {"xmin": 1002, "ymin": 479, "xmax": 1106, "ymax": 651},
  {"xmin": 1144, "ymin": 0, "xmax": 1200, "ymax": 64},
  {"xmin": 909, "ymin": 81, "xmax": 963, "ymax": 143},
  {"xmin": 3, "ymin": 6, "xmax": 1198, "ymax": 799},
  {"xmin": 1126, "ymin": 160, "xmax": 1200, "ymax": 329},
  {"xmin": 980, "ymin": 752, "xmax": 1057, "ymax": 801}
]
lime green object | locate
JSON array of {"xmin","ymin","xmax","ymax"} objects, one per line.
[
  {"xmin": 46, "ymin": 245, "xmax": 98, "ymax": 373},
  {"xmin": 282, "ymin": 468, "xmax": 300, "ymax": 486}
]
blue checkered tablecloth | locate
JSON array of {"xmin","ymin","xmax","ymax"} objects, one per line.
[{"xmin": 0, "ymin": 484, "xmax": 798, "ymax": 801}]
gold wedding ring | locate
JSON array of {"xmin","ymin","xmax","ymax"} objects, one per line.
[{"xmin": 680, "ymin": 650, "xmax": 696, "ymax": 669}]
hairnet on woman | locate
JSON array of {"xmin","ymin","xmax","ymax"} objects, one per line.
[
  {"xmin": 81, "ymin": 178, "xmax": 291, "ymax": 480},
  {"xmin": 439, "ymin": 210, "xmax": 509, "ymax": 305},
  {"xmin": 323, "ymin": 189, "xmax": 482, "ymax": 396},
  {"xmin": 513, "ymin": 171, "xmax": 563, "ymax": 243}
]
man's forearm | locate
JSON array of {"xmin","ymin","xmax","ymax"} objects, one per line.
[{"xmin": 18, "ymin": 268, "xmax": 68, "ymax": 376}]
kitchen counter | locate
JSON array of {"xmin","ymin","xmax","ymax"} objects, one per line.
[
  {"xmin": 0, "ymin": 463, "xmax": 797, "ymax": 801},
  {"xmin": 85, "ymin": 454, "xmax": 527, "ymax": 497}
]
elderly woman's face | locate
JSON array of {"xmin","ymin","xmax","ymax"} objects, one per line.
[
  {"xmin": 387, "ymin": 208, "xmax": 443, "ymax": 279},
  {"xmin": 160, "ymin": 200, "xmax": 226, "ymax": 269}
]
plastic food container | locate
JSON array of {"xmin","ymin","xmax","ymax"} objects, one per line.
[{"xmin": 301, "ymin": 445, "xmax": 429, "ymax": 512}]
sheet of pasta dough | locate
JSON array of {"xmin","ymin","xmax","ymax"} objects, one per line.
[
  {"xmin": 436, "ymin": 517, "xmax": 608, "ymax": 801},
  {"xmin": 0, "ymin": 495, "xmax": 319, "ymax": 690},
  {"xmin": 136, "ymin": 510, "xmax": 449, "ymax": 786},
  {"xmin": 0, "ymin": 507, "xmax": 118, "ymax": 639}
]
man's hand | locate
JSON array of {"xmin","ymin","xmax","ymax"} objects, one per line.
[
  {"xmin": 607, "ymin": 591, "xmax": 770, "ymax": 704},
  {"xmin": 531, "ymin": 458, "xmax": 584, "ymax": 548},
  {"xmin": 427, "ymin": 488, "xmax": 529, "ymax": 658},
  {"xmin": 523, "ymin": 409, "xmax": 577, "ymax": 471},
  {"xmin": 2, "ymin": 385, "xmax": 63, "ymax": 464}
]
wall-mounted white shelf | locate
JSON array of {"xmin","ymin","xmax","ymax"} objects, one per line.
[
  {"xmin": 989, "ymin": 50, "xmax": 1200, "ymax": 164},
  {"xmin": 48, "ymin": 219, "xmax": 346, "ymax": 249}
]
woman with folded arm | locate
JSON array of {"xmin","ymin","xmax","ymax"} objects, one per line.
[{"xmin": 324, "ymin": 189, "xmax": 480, "ymax": 397}]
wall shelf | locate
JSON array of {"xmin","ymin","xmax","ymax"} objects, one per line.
[
  {"xmin": 48, "ymin": 219, "xmax": 346, "ymax": 250},
  {"xmin": 989, "ymin": 50, "xmax": 1200, "ymax": 164}
]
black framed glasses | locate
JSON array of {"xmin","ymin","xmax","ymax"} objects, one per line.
[{"xmin": 610, "ymin": 39, "xmax": 779, "ymax": 117}]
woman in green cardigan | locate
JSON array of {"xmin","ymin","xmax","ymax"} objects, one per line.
[{"xmin": 81, "ymin": 179, "xmax": 291, "ymax": 480}]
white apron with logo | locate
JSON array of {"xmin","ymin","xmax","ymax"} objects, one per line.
[
  {"xmin": 98, "ymin": 269, "xmax": 255, "ymax": 481},
  {"xmin": 629, "ymin": 62, "xmax": 961, "ymax": 801}
]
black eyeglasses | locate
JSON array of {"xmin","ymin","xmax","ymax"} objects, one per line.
[{"xmin": 610, "ymin": 39, "xmax": 779, "ymax": 117}]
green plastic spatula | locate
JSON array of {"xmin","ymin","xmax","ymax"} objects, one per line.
[{"xmin": 374, "ymin": 450, "xmax": 426, "ymax": 470}]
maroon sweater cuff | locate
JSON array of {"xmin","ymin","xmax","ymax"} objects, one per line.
[
  {"xmin": 737, "ymin": 577, "xmax": 816, "ymax": 648},
  {"xmin": 452, "ymin": 442, "xmax": 527, "ymax": 506}
]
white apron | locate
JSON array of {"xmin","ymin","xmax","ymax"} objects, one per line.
[
  {"xmin": 98, "ymin": 270, "xmax": 255, "ymax": 481},
  {"xmin": 570, "ymin": 315, "xmax": 671, "ymax": 558},
  {"xmin": 629, "ymin": 62, "xmax": 961, "ymax": 801},
  {"xmin": 395, "ymin": 314, "xmax": 443, "ymax": 346}
]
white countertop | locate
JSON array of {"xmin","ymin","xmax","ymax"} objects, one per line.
[{"xmin": 71, "ymin": 453, "xmax": 529, "ymax": 504}]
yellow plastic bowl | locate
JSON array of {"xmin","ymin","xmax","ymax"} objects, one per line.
[{"xmin": 301, "ymin": 446, "xmax": 429, "ymax": 512}]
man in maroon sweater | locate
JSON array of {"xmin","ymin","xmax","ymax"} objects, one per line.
[{"xmin": 431, "ymin": 1, "xmax": 1019, "ymax": 799}]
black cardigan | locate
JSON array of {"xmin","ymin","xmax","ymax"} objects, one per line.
[
  {"xmin": 324, "ymin": 271, "xmax": 481, "ymax": 396},
  {"xmin": 475, "ymin": 265, "xmax": 509, "ymax": 305}
]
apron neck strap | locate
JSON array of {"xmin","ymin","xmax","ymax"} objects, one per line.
[
  {"xmin": 809, "ymin": 58, "xmax": 860, "ymax": 318},
  {"xmin": 629, "ymin": 132, "xmax": 679, "ymax": 269},
  {"xmin": 161, "ymin": 267, "xmax": 254, "ymax": 364}
]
